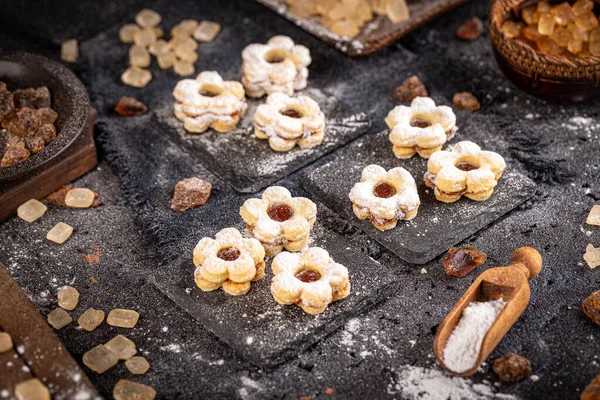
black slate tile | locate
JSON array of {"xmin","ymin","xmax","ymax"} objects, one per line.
[
  {"xmin": 155, "ymin": 88, "xmax": 370, "ymax": 193},
  {"xmin": 302, "ymin": 130, "xmax": 536, "ymax": 265},
  {"xmin": 152, "ymin": 220, "xmax": 398, "ymax": 368}
]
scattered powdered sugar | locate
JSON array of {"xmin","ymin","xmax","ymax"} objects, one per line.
[
  {"xmin": 239, "ymin": 375, "xmax": 263, "ymax": 400},
  {"xmin": 388, "ymin": 365, "xmax": 517, "ymax": 400},
  {"xmin": 160, "ymin": 343, "xmax": 182, "ymax": 353},
  {"xmin": 443, "ymin": 298, "xmax": 506, "ymax": 373}
]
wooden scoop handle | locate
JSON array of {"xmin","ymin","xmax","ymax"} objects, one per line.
[{"xmin": 510, "ymin": 246, "xmax": 542, "ymax": 280}]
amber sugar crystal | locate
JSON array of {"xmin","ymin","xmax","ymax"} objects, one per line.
[
  {"xmin": 17, "ymin": 199, "xmax": 47, "ymax": 223},
  {"xmin": 47, "ymin": 308, "xmax": 72, "ymax": 330},
  {"xmin": 46, "ymin": 222, "xmax": 73, "ymax": 244},
  {"xmin": 512, "ymin": 0, "xmax": 600, "ymax": 58},
  {"xmin": 493, "ymin": 353, "xmax": 532, "ymax": 382},
  {"xmin": 14, "ymin": 378, "xmax": 51, "ymax": 400},
  {"xmin": 83, "ymin": 344, "xmax": 118, "ymax": 374},
  {"xmin": 78, "ymin": 308, "xmax": 105, "ymax": 331},
  {"xmin": 582, "ymin": 290, "xmax": 600, "ymax": 325},
  {"xmin": 107, "ymin": 309, "xmax": 140, "ymax": 328},
  {"xmin": 0, "ymin": 332, "xmax": 13, "ymax": 353},
  {"xmin": 65, "ymin": 188, "xmax": 95, "ymax": 208},
  {"xmin": 587, "ymin": 205, "xmax": 600, "ymax": 226},
  {"xmin": 105, "ymin": 334, "xmax": 137, "ymax": 360},
  {"xmin": 57, "ymin": 285, "xmax": 80, "ymax": 310},
  {"xmin": 125, "ymin": 356, "xmax": 150, "ymax": 375},
  {"xmin": 443, "ymin": 246, "xmax": 487, "ymax": 278},
  {"xmin": 113, "ymin": 379, "xmax": 156, "ymax": 400}
]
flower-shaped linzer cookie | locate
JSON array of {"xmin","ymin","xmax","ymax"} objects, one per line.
[
  {"xmin": 271, "ymin": 247, "xmax": 350, "ymax": 315},
  {"xmin": 240, "ymin": 186, "xmax": 317, "ymax": 257},
  {"xmin": 424, "ymin": 141, "xmax": 506, "ymax": 203},
  {"xmin": 193, "ymin": 228, "xmax": 266, "ymax": 296},
  {"xmin": 172, "ymin": 71, "xmax": 247, "ymax": 133},
  {"xmin": 242, "ymin": 35, "xmax": 311, "ymax": 98},
  {"xmin": 386, "ymin": 97, "xmax": 457, "ymax": 159},
  {"xmin": 349, "ymin": 165, "xmax": 420, "ymax": 231},
  {"xmin": 254, "ymin": 92, "xmax": 325, "ymax": 152}
]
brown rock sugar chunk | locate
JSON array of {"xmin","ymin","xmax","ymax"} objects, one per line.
[
  {"xmin": 1, "ymin": 142, "xmax": 30, "ymax": 167},
  {"xmin": 24, "ymin": 134, "xmax": 45, "ymax": 154},
  {"xmin": 393, "ymin": 75, "xmax": 428, "ymax": 102},
  {"xmin": 0, "ymin": 82, "xmax": 14, "ymax": 121},
  {"xmin": 453, "ymin": 92, "xmax": 481, "ymax": 111},
  {"xmin": 4, "ymin": 107, "xmax": 44, "ymax": 137},
  {"xmin": 493, "ymin": 353, "xmax": 532, "ymax": 382},
  {"xmin": 582, "ymin": 374, "xmax": 600, "ymax": 400},
  {"xmin": 171, "ymin": 178, "xmax": 212, "ymax": 211},
  {"xmin": 582, "ymin": 290, "xmax": 600, "ymax": 325},
  {"xmin": 443, "ymin": 246, "xmax": 487, "ymax": 278},
  {"xmin": 115, "ymin": 96, "xmax": 148, "ymax": 116},
  {"xmin": 457, "ymin": 17, "xmax": 484, "ymax": 40},
  {"xmin": 13, "ymin": 86, "xmax": 51, "ymax": 109}
]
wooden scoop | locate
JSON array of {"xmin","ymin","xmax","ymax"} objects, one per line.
[{"xmin": 433, "ymin": 246, "xmax": 542, "ymax": 376}]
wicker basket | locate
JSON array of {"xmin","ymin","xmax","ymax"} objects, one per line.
[{"xmin": 489, "ymin": 0, "xmax": 600, "ymax": 101}]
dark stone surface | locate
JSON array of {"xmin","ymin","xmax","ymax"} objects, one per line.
[
  {"xmin": 1, "ymin": 0, "xmax": 600, "ymax": 399},
  {"xmin": 303, "ymin": 129, "xmax": 536, "ymax": 264},
  {"xmin": 153, "ymin": 220, "xmax": 398, "ymax": 368},
  {"xmin": 156, "ymin": 88, "xmax": 370, "ymax": 193}
]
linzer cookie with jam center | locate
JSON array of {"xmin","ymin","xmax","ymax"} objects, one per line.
[
  {"xmin": 386, "ymin": 97, "xmax": 457, "ymax": 159},
  {"xmin": 240, "ymin": 186, "xmax": 317, "ymax": 257},
  {"xmin": 424, "ymin": 141, "xmax": 506, "ymax": 203},
  {"xmin": 193, "ymin": 228, "xmax": 266, "ymax": 296},
  {"xmin": 172, "ymin": 71, "xmax": 247, "ymax": 133},
  {"xmin": 271, "ymin": 247, "xmax": 350, "ymax": 315},
  {"xmin": 254, "ymin": 92, "xmax": 325, "ymax": 152},
  {"xmin": 348, "ymin": 164, "xmax": 420, "ymax": 231},
  {"xmin": 241, "ymin": 35, "xmax": 311, "ymax": 98}
]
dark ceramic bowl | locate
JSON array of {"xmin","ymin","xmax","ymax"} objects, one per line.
[
  {"xmin": 489, "ymin": 0, "xmax": 600, "ymax": 102},
  {"xmin": 0, "ymin": 50, "xmax": 90, "ymax": 182}
]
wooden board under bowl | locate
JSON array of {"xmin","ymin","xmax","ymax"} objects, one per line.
[{"xmin": 255, "ymin": 0, "xmax": 468, "ymax": 57}]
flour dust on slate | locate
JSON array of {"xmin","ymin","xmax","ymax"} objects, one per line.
[{"xmin": 303, "ymin": 130, "xmax": 536, "ymax": 264}]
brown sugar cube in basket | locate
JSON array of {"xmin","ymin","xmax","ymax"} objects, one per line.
[
  {"xmin": 521, "ymin": 6, "xmax": 539, "ymax": 25},
  {"xmin": 501, "ymin": 21, "xmax": 523, "ymax": 38},
  {"xmin": 573, "ymin": 0, "xmax": 594, "ymax": 16},
  {"xmin": 538, "ymin": 13, "xmax": 556, "ymax": 36}
]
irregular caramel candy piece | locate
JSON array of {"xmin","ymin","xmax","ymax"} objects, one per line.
[
  {"xmin": 46, "ymin": 222, "xmax": 73, "ymax": 244},
  {"xmin": 393, "ymin": 75, "xmax": 428, "ymax": 102},
  {"xmin": 457, "ymin": 17, "xmax": 484, "ymax": 40},
  {"xmin": 125, "ymin": 356, "xmax": 150, "ymax": 375},
  {"xmin": 65, "ymin": 188, "xmax": 95, "ymax": 208},
  {"xmin": 452, "ymin": 92, "xmax": 481, "ymax": 111},
  {"xmin": 193, "ymin": 21, "xmax": 222, "ymax": 43},
  {"xmin": 107, "ymin": 309, "xmax": 140, "ymax": 328},
  {"xmin": 61, "ymin": 39, "xmax": 79, "ymax": 63},
  {"xmin": 587, "ymin": 205, "xmax": 600, "ymax": 226},
  {"xmin": 135, "ymin": 9, "xmax": 161, "ymax": 28},
  {"xmin": 83, "ymin": 344, "xmax": 118, "ymax": 374},
  {"xmin": 17, "ymin": 199, "xmax": 47, "ymax": 222},
  {"xmin": 584, "ymin": 244, "xmax": 600, "ymax": 269},
  {"xmin": 443, "ymin": 246, "xmax": 487, "ymax": 278},
  {"xmin": 582, "ymin": 290, "xmax": 600, "ymax": 325},
  {"xmin": 105, "ymin": 334, "xmax": 137, "ymax": 360},
  {"xmin": 582, "ymin": 374, "xmax": 600, "ymax": 400},
  {"xmin": 57, "ymin": 285, "xmax": 79, "ymax": 310},
  {"xmin": 6, "ymin": 107, "xmax": 43, "ymax": 137},
  {"xmin": 115, "ymin": 96, "xmax": 148, "ymax": 116},
  {"xmin": 78, "ymin": 308, "xmax": 105, "ymax": 331},
  {"xmin": 120, "ymin": 24, "xmax": 140, "ymax": 44},
  {"xmin": 121, "ymin": 66, "xmax": 152, "ymax": 88},
  {"xmin": 171, "ymin": 178, "xmax": 212, "ymax": 211},
  {"xmin": 113, "ymin": 379, "xmax": 156, "ymax": 400},
  {"xmin": 493, "ymin": 353, "xmax": 532, "ymax": 382},
  {"xmin": 47, "ymin": 308, "xmax": 72, "ymax": 329},
  {"xmin": 14, "ymin": 378, "xmax": 51, "ymax": 400},
  {"xmin": 0, "ymin": 332, "xmax": 13, "ymax": 353}
]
